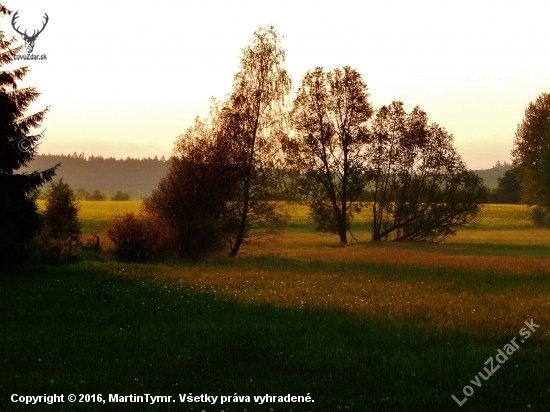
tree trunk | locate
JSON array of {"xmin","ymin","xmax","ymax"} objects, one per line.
[
  {"xmin": 338, "ymin": 229, "xmax": 348, "ymax": 243},
  {"xmin": 229, "ymin": 177, "xmax": 251, "ymax": 257},
  {"xmin": 337, "ymin": 214, "xmax": 348, "ymax": 243}
]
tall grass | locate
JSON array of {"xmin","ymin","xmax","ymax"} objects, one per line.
[{"xmin": 4, "ymin": 201, "xmax": 547, "ymax": 411}]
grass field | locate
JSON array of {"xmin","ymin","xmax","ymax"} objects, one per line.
[{"xmin": 2, "ymin": 202, "xmax": 549, "ymax": 411}]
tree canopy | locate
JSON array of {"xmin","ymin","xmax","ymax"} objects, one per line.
[
  {"xmin": 286, "ymin": 66, "xmax": 373, "ymax": 243},
  {"xmin": 367, "ymin": 101, "xmax": 487, "ymax": 242},
  {"xmin": 512, "ymin": 92, "xmax": 550, "ymax": 208},
  {"xmin": 216, "ymin": 25, "xmax": 292, "ymax": 256}
]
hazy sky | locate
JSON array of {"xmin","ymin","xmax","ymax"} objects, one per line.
[{"xmin": 3, "ymin": 0, "xmax": 549, "ymax": 169}]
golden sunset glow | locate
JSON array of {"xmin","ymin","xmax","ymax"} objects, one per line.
[{"xmin": 2, "ymin": 0, "xmax": 549, "ymax": 168}]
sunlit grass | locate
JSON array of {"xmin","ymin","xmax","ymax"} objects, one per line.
[
  {"xmin": 8, "ymin": 200, "xmax": 547, "ymax": 410},
  {"xmin": 2, "ymin": 247, "xmax": 549, "ymax": 410}
]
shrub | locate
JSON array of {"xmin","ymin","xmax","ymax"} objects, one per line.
[
  {"xmin": 88, "ymin": 189, "xmax": 105, "ymax": 200},
  {"xmin": 38, "ymin": 179, "xmax": 81, "ymax": 263},
  {"xmin": 75, "ymin": 187, "xmax": 90, "ymax": 200},
  {"xmin": 120, "ymin": 188, "xmax": 145, "ymax": 200},
  {"xmin": 106, "ymin": 212, "xmax": 171, "ymax": 262},
  {"xmin": 111, "ymin": 190, "xmax": 130, "ymax": 201},
  {"xmin": 530, "ymin": 206, "xmax": 550, "ymax": 228}
]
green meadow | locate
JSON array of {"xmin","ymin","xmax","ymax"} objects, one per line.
[{"xmin": 1, "ymin": 203, "xmax": 549, "ymax": 411}]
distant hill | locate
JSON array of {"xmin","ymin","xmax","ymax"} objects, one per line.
[
  {"xmin": 23, "ymin": 153, "xmax": 169, "ymax": 197},
  {"xmin": 24, "ymin": 154, "xmax": 510, "ymax": 197},
  {"xmin": 472, "ymin": 161, "xmax": 511, "ymax": 188}
]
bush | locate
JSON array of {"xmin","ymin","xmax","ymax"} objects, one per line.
[
  {"xmin": 38, "ymin": 179, "xmax": 81, "ymax": 263},
  {"xmin": 530, "ymin": 206, "xmax": 550, "ymax": 228},
  {"xmin": 88, "ymin": 189, "xmax": 105, "ymax": 201},
  {"xmin": 75, "ymin": 187, "xmax": 90, "ymax": 200},
  {"xmin": 111, "ymin": 190, "xmax": 130, "ymax": 201},
  {"xmin": 120, "ymin": 188, "xmax": 145, "ymax": 200},
  {"xmin": 106, "ymin": 212, "xmax": 171, "ymax": 262}
]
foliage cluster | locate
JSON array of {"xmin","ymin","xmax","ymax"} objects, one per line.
[
  {"xmin": 143, "ymin": 118, "xmax": 240, "ymax": 259},
  {"xmin": 111, "ymin": 190, "xmax": 130, "ymax": 201},
  {"xmin": 106, "ymin": 212, "xmax": 171, "ymax": 262},
  {"xmin": 512, "ymin": 92, "xmax": 550, "ymax": 207},
  {"xmin": 487, "ymin": 168, "xmax": 522, "ymax": 204},
  {"xmin": 511, "ymin": 92, "xmax": 550, "ymax": 225},
  {"xmin": 37, "ymin": 179, "xmax": 82, "ymax": 263}
]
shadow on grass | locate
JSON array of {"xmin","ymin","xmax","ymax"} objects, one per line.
[
  {"xmin": 437, "ymin": 242, "xmax": 550, "ymax": 259},
  {"xmin": 1, "ymin": 264, "xmax": 548, "ymax": 411},
  {"xmin": 211, "ymin": 253, "xmax": 550, "ymax": 296}
]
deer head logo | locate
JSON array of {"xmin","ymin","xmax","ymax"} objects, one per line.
[{"xmin": 11, "ymin": 11, "xmax": 49, "ymax": 54}]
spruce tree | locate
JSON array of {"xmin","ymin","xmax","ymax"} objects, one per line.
[{"xmin": 0, "ymin": 4, "xmax": 58, "ymax": 266}]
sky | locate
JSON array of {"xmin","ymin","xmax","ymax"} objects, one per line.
[{"xmin": 2, "ymin": 0, "xmax": 549, "ymax": 169}]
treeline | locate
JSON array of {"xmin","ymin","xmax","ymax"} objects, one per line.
[
  {"xmin": 473, "ymin": 161, "xmax": 521, "ymax": 204},
  {"xmin": 473, "ymin": 161, "xmax": 511, "ymax": 187},
  {"xmin": 22, "ymin": 153, "xmax": 169, "ymax": 197},
  {"xmin": 24, "ymin": 153, "xmax": 517, "ymax": 202}
]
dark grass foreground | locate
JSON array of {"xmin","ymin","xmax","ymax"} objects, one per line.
[{"xmin": 1, "ymin": 258, "xmax": 549, "ymax": 412}]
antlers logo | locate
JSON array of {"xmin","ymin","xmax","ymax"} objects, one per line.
[{"xmin": 11, "ymin": 11, "xmax": 49, "ymax": 54}]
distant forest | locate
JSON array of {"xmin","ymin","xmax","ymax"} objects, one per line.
[
  {"xmin": 472, "ymin": 160, "xmax": 511, "ymax": 188},
  {"xmin": 23, "ymin": 153, "xmax": 509, "ymax": 199},
  {"xmin": 23, "ymin": 154, "xmax": 169, "ymax": 199}
]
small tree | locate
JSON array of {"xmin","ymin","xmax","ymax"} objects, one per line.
[
  {"xmin": 511, "ymin": 92, "xmax": 550, "ymax": 225},
  {"xmin": 367, "ymin": 101, "xmax": 487, "ymax": 242},
  {"xmin": 488, "ymin": 168, "xmax": 521, "ymax": 204},
  {"xmin": 219, "ymin": 25, "xmax": 292, "ymax": 256},
  {"xmin": 39, "ymin": 179, "xmax": 81, "ymax": 261},
  {"xmin": 286, "ymin": 66, "xmax": 373, "ymax": 243},
  {"xmin": 512, "ymin": 92, "xmax": 550, "ymax": 207}
]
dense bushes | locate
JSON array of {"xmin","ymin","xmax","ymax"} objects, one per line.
[
  {"xmin": 530, "ymin": 206, "xmax": 550, "ymax": 228},
  {"xmin": 106, "ymin": 212, "xmax": 171, "ymax": 262}
]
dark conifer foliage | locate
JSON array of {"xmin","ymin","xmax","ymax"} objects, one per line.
[{"xmin": 0, "ymin": 4, "xmax": 58, "ymax": 266}]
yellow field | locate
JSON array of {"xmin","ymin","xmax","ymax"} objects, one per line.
[
  {"xmin": 288, "ymin": 203, "xmax": 533, "ymax": 227},
  {"xmin": 37, "ymin": 200, "xmax": 142, "ymax": 219},
  {"xmin": 37, "ymin": 200, "xmax": 142, "ymax": 238},
  {"xmin": 36, "ymin": 200, "xmax": 548, "ymax": 247}
]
